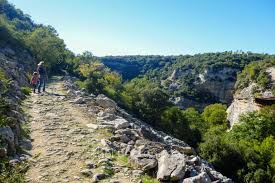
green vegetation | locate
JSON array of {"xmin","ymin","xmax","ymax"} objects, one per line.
[
  {"xmin": 235, "ymin": 56, "xmax": 275, "ymax": 95},
  {"xmin": 115, "ymin": 154, "xmax": 129, "ymax": 167},
  {"xmin": 101, "ymin": 52, "xmax": 267, "ymax": 105},
  {"xmin": 20, "ymin": 87, "xmax": 31, "ymax": 96},
  {"xmin": 202, "ymin": 104, "xmax": 227, "ymax": 127},
  {"xmin": 101, "ymin": 55, "xmax": 177, "ymax": 80},
  {"xmin": 0, "ymin": 158, "xmax": 27, "ymax": 183},
  {"xmin": 141, "ymin": 175, "xmax": 160, "ymax": 183},
  {"xmin": 1, "ymin": 1, "xmax": 274, "ymax": 182},
  {"xmin": 75, "ymin": 56, "xmax": 275, "ymax": 182},
  {"xmin": 0, "ymin": 0, "xmax": 72, "ymax": 74},
  {"xmin": 199, "ymin": 105, "xmax": 275, "ymax": 182}
]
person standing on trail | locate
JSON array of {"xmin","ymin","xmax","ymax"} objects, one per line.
[
  {"xmin": 37, "ymin": 61, "xmax": 48, "ymax": 93},
  {"xmin": 30, "ymin": 72, "xmax": 39, "ymax": 93}
]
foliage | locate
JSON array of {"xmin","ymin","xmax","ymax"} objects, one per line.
[
  {"xmin": 160, "ymin": 107, "xmax": 190, "ymax": 139},
  {"xmin": 235, "ymin": 56, "xmax": 275, "ymax": 93},
  {"xmin": 0, "ymin": 0, "xmax": 72, "ymax": 75},
  {"xmin": 0, "ymin": 158, "xmax": 27, "ymax": 183},
  {"xmin": 202, "ymin": 103, "xmax": 227, "ymax": 126},
  {"xmin": 77, "ymin": 58, "xmax": 123, "ymax": 100},
  {"xmin": 20, "ymin": 87, "xmax": 31, "ymax": 95},
  {"xmin": 103, "ymin": 52, "xmax": 267, "ymax": 106},
  {"xmin": 0, "ymin": 69, "xmax": 10, "ymax": 95},
  {"xmin": 24, "ymin": 26, "xmax": 68, "ymax": 73},
  {"xmin": 101, "ymin": 55, "xmax": 177, "ymax": 80},
  {"xmin": 160, "ymin": 107, "xmax": 202, "ymax": 147},
  {"xmin": 200, "ymin": 105, "xmax": 275, "ymax": 182},
  {"xmin": 141, "ymin": 175, "xmax": 160, "ymax": 183}
]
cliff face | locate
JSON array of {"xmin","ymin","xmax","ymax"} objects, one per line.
[
  {"xmin": 196, "ymin": 67, "xmax": 237, "ymax": 104},
  {"xmin": 165, "ymin": 66, "xmax": 239, "ymax": 110},
  {"xmin": 227, "ymin": 67, "xmax": 275, "ymax": 127},
  {"xmin": 226, "ymin": 84, "xmax": 261, "ymax": 127}
]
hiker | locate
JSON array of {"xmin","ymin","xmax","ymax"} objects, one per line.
[
  {"xmin": 37, "ymin": 61, "xmax": 48, "ymax": 93},
  {"xmin": 30, "ymin": 72, "xmax": 39, "ymax": 93}
]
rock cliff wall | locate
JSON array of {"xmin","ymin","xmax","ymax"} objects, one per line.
[
  {"xmin": 165, "ymin": 66, "xmax": 239, "ymax": 110},
  {"xmin": 227, "ymin": 67, "xmax": 275, "ymax": 127},
  {"xmin": 0, "ymin": 42, "xmax": 35, "ymax": 156},
  {"xmin": 226, "ymin": 84, "xmax": 261, "ymax": 127}
]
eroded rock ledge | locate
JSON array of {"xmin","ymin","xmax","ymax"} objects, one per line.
[{"xmin": 64, "ymin": 76, "xmax": 233, "ymax": 183}]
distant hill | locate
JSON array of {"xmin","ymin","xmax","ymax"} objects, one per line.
[
  {"xmin": 100, "ymin": 52, "xmax": 268, "ymax": 110},
  {"xmin": 100, "ymin": 55, "xmax": 177, "ymax": 80}
]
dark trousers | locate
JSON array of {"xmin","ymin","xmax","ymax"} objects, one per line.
[
  {"xmin": 32, "ymin": 84, "xmax": 37, "ymax": 93},
  {"xmin": 38, "ymin": 76, "xmax": 46, "ymax": 92}
]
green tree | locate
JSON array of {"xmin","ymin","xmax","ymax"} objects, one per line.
[
  {"xmin": 25, "ymin": 26, "xmax": 67, "ymax": 73},
  {"xmin": 202, "ymin": 104, "xmax": 227, "ymax": 126}
]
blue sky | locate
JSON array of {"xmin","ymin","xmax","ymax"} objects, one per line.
[{"xmin": 9, "ymin": 0, "xmax": 275, "ymax": 56}]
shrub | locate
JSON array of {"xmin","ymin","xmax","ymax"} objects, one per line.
[
  {"xmin": 202, "ymin": 104, "xmax": 227, "ymax": 126},
  {"xmin": 0, "ymin": 158, "xmax": 26, "ymax": 183},
  {"xmin": 200, "ymin": 105, "xmax": 275, "ymax": 182},
  {"xmin": 141, "ymin": 175, "xmax": 160, "ymax": 183},
  {"xmin": 20, "ymin": 86, "xmax": 31, "ymax": 95}
]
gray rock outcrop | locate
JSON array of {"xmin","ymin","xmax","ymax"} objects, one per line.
[
  {"xmin": 0, "ymin": 42, "xmax": 35, "ymax": 156},
  {"xmin": 157, "ymin": 150, "xmax": 186, "ymax": 181},
  {"xmin": 226, "ymin": 84, "xmax": 260, "ymax": 127},
  {"xmin": 227, "ymin": 66, "xmax": 275, "ymax": 127}
]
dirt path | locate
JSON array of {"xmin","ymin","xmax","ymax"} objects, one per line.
[{"xmin": 23, "ymin": 77, "xmax": 137, "ymax": 183}]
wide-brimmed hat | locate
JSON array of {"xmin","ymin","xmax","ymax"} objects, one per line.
[{"xmin": 38, "ymin": 61, "xmax": 44, "ymax": 66}]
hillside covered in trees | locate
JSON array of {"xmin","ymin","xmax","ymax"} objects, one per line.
[{"xmin": 100, "ymin": 53, "xmax": 268, "ymax": 110}]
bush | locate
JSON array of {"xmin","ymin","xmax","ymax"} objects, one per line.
[
  {"xmin": 202, "ymin": 104, "xmax": 227, "ymax": 126},
  {"xmin": 0, "ymin": 158, "xmax": 26, "ymax": 183},
  {"xmin": 235, "ymin": 56, "xmax": 275, "ymax": 92},
  {"xmin": 200, "ymin": 105, "xmax": 275, "ymax": 182},
  {"xmin": 20, "ymin": 86, "xmax": 31, "ymax": 95}
]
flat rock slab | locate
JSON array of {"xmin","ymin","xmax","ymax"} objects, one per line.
[{"xmin": 86, "ymin": 123, "xmax": 98, "ymax": 129}]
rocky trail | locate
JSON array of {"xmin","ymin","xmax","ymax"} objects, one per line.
[
  {"xmin": 21, "ymin": 76, "xmax": 232, "ymax": 183},
  {"xmin": 23, "ymin": 77, "xmax": 135, "ymax": 183}
]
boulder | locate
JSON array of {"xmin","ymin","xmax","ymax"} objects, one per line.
[
  {"xmin": 113, "ymin": 129, "xmax": 139, "ymax": 144},
  {"xmin": 134, "ymin": 139, "xmax": 165, "ymax": 155},
  {"xmin": 130, "ymin": 148, "xmax": 157, "ymax": 171},
  {"xmin": 208, "ymin": 170, "xmax": 233, "ymax": 183},
  {"xmin": 171, "ymin": 145, "xmax": 196, "ymax": 155},
  {"xmin": 182, "ymin": 172, "xmax": 211, "ymax": 183},
  {"xmin": 113, "ymin": 118, "xmax": 130, "ymax": 130},
  {"xmin": 93, "ymin": 173, "xmax": 106, "ymax": 183},
  {"xmin": 86, "ymin": 123, "xmax": 98, "ymax": 129},
  {"xmin": 0, "ymin": 127, "xmax": 16, "ymax": 154},
  {"xmin": 73, "ymin": 97, "xmax": 85, "ymax": 104},
  {"xmin": 97, "ymin": 111, "xmax": 116, "ymax": 121},
  {"xmin": 187, "ymin": 156, "xmax": 201, "ymax": 166},
  {"xmin": 95, "ymin": 94, "xmax": 117, "ymax": 109},
  {"xmin": 157, "ymin": 150, "xmax": 186, "ymax": 181}
]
